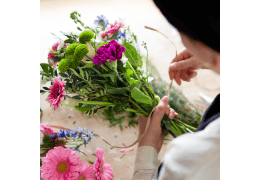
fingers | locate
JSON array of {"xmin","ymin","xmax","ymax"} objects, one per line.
[{"xmin": 169, "ymin": 58, "xmax": 195, "ymax": 71}]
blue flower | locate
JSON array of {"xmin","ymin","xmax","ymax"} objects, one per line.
[
  {"xmin": 77, "ymin": 127, "xmax": 85, "ymax": 134},
  {"xmin": 71, "ymin": 146, "xmax": 81, "ymax": 152},
  {"xmin": 82, "ymin": 135, "xmax": 89, "ymax": 145},
  {"xmin": 118, "ymin": 30, "xmax": 126, "ymax": 39},
  {"xmin": 85, "ymin": 129, "xmax": 94, "ymax": 139},
  {"xmin": 50, "ymin": 134, "xmax": 58, "ymax": 139},
  {"xmin": 58, "ymin": 129, "xmax": 66, "ymax": 137},
  {"xmin": 94, "ymin": 15, "xmax": 109, "ymax": 27},
  {"xmin": 70, "ymin": 129, "xmax": 77, "ymax": 137},
  {"xmin": 64, "ymin": 130, "xmax": 70, "ymax": 137}
]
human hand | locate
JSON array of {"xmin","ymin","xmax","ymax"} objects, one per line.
[
  {"xmin": 169, "ymin": 49, "xmax": 204, "ymax": 85},
  {"xmin": 138, "ymin": 96, "xmax": 178, "ymax": 154}
]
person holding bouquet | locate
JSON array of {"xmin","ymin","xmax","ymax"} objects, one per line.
[{"xmin": 133, "ymin": 0, "xmax": 220, "ymax": 179}]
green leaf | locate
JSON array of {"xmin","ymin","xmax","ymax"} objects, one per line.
[
  {"xmin": 77, "ymin": 91, "xmax": 85, "ymax": 96},
  {"xmin": 67, "ymin": 96, "xmax": 115, "ymax": 106},
  {"xmin": 122, "ymin": 42, "xmax": 142, "ymax": 68},
  {"xmin": 68, "ymin": 88, "xmax": 73, "ymax": 93},
  {"xmin": 77, "ymin": 27, "xmax": 82, "ymax": 31},
  {"xmin": 106, "ymin": 87, "xmax": 129, "ymax": 95},
  {"xmin": 100, "ymin": 90, "xmax": 103, "ymax": 96},
  {"xmin": 82, "ymin": 62, "xmax": 94, "ymax": 68},
  {"xmin": 59, "ymin": 73, "xmax": 69, "ymax": 78},
  {"xmin": 40, "ymin": 90, "xmax": 46, "ymax": 94},
  {"xmin": 78, "ymin": 67, "xmax": 84, "ymax": 78},
  {"xmin": 82, "ymin": 88, "xmax": 89, "ymax": 93},
  {"xmin": 64, "ymin": 39, "xmax": 74, "ymax": 44},
  {"xmin": 70, "ymin": 68, "xmax": 80, "ymax": 77},
  {"xmin": 42, "ymin": 87, "xmax": 50, "ymax": 90},
  {"xmin": 87, "ymin": 87, "xmax": 92, "ymax": 92},
  {"xmin": 40, "ymin": 63, "xmax": 50, "ymax": 73},
  {"xmin": 72, "ymin": 84, "xmax": 76, "ymax": 92},
  {"xmin": 95, "ymin": 93, "xmax": 100, "ymax": 97},
  {"xmin": 131, "ymin": 87, "xmax": 153, "ymax": 105}
]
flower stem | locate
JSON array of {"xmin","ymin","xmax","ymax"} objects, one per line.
[{"xmin": 129, "ymin": 99, "xmax": 149, "ymax": 116}]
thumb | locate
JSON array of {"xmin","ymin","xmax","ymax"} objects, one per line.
[
  {"xmin": 169, "ymin": 57, "xmax": 195, "ymax": 71},
  {"xmin": 149, "ymin": 96, "xmax": 168, "ymax": 128}
]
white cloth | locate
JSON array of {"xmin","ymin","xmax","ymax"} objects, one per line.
[{"xmin": 133, "ymin": 118, "xmax": 220, "ymax": 180}]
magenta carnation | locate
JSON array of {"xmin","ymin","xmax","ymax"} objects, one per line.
[
  {"xmin": 78, "ymin": 161, "xmax": 97, "ymax": 180},
  {"xmin": 93, "ymin": 40, "xmax": 125, "ymax": 66},
  {"xmin": 46, "ymin": 78, "xmax": 66, "ymax": 110},
  {"xmin": 40, "ymin": 146, "xmax": 82, "ymax": 180},
  {"xmin": 94, "ymin": 148, "xmax": 113, "ymax": 180},
  {"xmin": 101, "ymin": 21, "xmax": 124, "ymax": 39},
  {"xmin": 40, "ymin": 124, "xmax": 58, "ymax": 136}
]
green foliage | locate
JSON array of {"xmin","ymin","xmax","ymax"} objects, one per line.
[
  {"xmin": 40, "ymin": 63, "xmax": 58, "ymax": 80},
  {"xmin": 58, "ymin": 59, "xmax": 71, "ymax": 73},
  {"xmin": 122, "ymin": 42, "xmax": 142, "ymax": 69},
  {"xmin": 79, "ymin": 30, "xmax": 94, "ymax": 44}
]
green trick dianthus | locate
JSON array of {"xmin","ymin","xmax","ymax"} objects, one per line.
[
  {"xmin": 97, "ymin": 42, "xmax": 109, "ymax": 49},
  {"xmin": 65, "ymin": 43, "xmax": 79, "ymax": 58},
  {"xmin": 70, "ymin": 44, "xmax": 89, "ymax": 69},
  {"xmin": 79, "ymin": 30, "xmax": 94, "ymax": 44},
  {"xmin": 58, "ymin": 59, "xmax": 71, "ymax": 73}
]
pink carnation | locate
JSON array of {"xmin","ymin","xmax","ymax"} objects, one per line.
[
  {"xmin": 48, "ymin": 41, "xmax": 61, "ymax": 67},
  {"xmin": 52, "ymin": 41, "xmax": 61, "ymax": 51},
  {"xmin": 78, "ymin": 161, "xmax": 97, "ymax": 180},
  {"xmin": 94, "ymin": 148, "xmax": 113, "ymax": 180},
  {"xmin": 46, "ymin": 78, "xmax": 66, "ymax": 110},
  {"xmin": 40, "ymin": 124, "xmax": 57, "ymax": 136},
  {"xmin": 40, "ymin": 146, "xmax": 82, "ymax": 180},
  {"xmin": 101, "ymin": 21, "xmax": 124, "ymax": 39}
]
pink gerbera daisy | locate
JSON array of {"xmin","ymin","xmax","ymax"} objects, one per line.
[
  {"xmin": 94, "ymin": 148, "xmax": 113, "ymax": 180},
  {"xmin": 40, "ymin": 146, "xmax": 82, "ymax": 180},
  {"xmin": 78, "ymin": 161, "xmax": 97, "ymax": 180},
  {"xmin": 40, "ymin": 124, "xmax": 58, "ymax": 136},
  {"xmin": 46, "ymin": 78, "xmax": 66, "ymax": 110}
]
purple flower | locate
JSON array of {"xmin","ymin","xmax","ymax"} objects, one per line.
[{"xmin": 93, "ymin": 40, "xmax": 125, "ymax": 66}]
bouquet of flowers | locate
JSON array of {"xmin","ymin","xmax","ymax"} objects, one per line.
[
  {"xmin": 40, "ymin": 124, "xmax": 113, "ymax": 180},
  {"xmin": 40, "ymin": 11, "xmax": 201, "ymax": 138}
]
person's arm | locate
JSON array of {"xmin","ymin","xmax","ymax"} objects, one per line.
[
  {"xmin": 133, "ymin": 146, "xmax": 159, "ymax": 180},
  {"xmin": 132, "ymin": 96, "xmax": 178, "ymax": 180}
]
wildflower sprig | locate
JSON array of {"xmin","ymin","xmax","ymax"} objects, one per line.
[{"xmin": 41, "ymin": 126, "xmax": 95, "ymax": 156}]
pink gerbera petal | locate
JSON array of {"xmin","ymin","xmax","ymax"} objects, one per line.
[
  {"xmin": 41, "ymin": 146, "xmax": 82, "ymax": 180},
  {"xmin": 94, "ymin": 148, "xmax": 113, "ymax": 180}
]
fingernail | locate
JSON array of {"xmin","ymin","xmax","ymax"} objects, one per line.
[
  {"xmin": 161, "ymin": 96, "xmax": 168, "ymax": 103},
  {"xmin": 170, "ymin": 111, "xmax": 174, "ymax": 119}
]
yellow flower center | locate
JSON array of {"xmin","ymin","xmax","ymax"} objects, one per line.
[
  {"xmin": 79, "ymin": 175, "xmax": 85, "ymax": 180},
  {"xmin": 100, "ymin": 162, "xmax": 104, "ymax": 173},
  {"xmin": 57, "ymin": 161, "xmax": 69, "ymax": 174}
]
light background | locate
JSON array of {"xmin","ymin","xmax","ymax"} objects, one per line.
[{"xmin": 40, "ymin": 1, "xmax": 220, "ymax": 178}]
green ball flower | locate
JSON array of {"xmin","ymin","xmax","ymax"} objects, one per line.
[
  {"xmin": 58, "ymin": 59, "xmax": 71, "ymax": 73},
  {"xmin": 70, "ymin": 44, "xmax": 89, "ymax": 69},
  {"xmin": 97, "ymin": 42, "xmax": 109, "ymax": 49},
  {"xmin": 65, "ymin": 43, "xmax": 79, "ymax": 58},
  {"xmin": 79, "ymin": 30, "xmax": 94, "ymax": 44}
]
